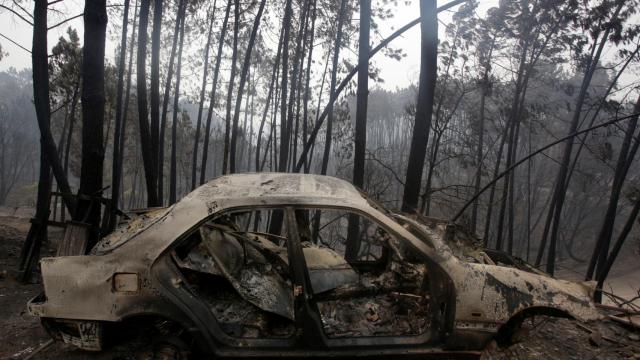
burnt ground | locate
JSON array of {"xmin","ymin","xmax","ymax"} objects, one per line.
[{"xmin": 0, "ymin": 215, "xmax": 638, "ymax": 360}]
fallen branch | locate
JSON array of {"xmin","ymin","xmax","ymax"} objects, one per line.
[
  {"xmin": 22, "ymin": 339, "xmax": 54, "ymax": 360},
  {"xmin": 596, "ymin": 303, "xmax": 640, "ymax": 315}
]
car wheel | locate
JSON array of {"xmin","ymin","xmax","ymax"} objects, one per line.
[{"xmin": 152, "ymin": 336, "xmax": 190, "ymax": 360}]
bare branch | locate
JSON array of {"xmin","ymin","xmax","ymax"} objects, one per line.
[
  {"xmin": 12, "ymin": 0, "xmax": 33, "ymax": 19},
  {"xmin": 366, "ymin": 149, "xmax": 405, "ymax": 186},
  {"xmin": 0, "ymin": 4, "xmax": 33, "ymax": 26},
  {"xmin": 47, "ymin": 12, "xmax": 83, "ymax": 30},
  {"xmin": 0, "ymin": 32, "xmax": 31, "ymax": 53},
  {"xmin": 453, "ymin": 112, "xmax": 640, "ymax": 222}
]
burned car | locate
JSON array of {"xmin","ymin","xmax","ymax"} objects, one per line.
[{"xmin": 28, "ymin": 173, "xmax": 601, "ymax": 358}]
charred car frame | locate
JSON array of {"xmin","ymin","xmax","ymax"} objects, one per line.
[{"xmin": 28, "ymin": 173, "xmax": 601, "ymax": 358}]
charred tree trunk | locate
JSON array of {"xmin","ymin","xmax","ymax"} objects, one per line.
[
  {"xmin": 201, "ymin": 0, "xmax": 232, "ymax": 183},
  {"xmin": 290, "ymin": 3, "xmax": 311, "ymax": 172},
  {"xmin": 76, "ymin": 0, "xmax": 107, "ymax": 248},
  {"xmin": 20, "ymin": 0, "xmax": 54, "ymax": 280},
  {"xmin": 268, "ymin": 0, "xmax": 295, "ymax": 235},
  {"xmin": 471, "ymin": 72, "xmax": 488, "ymax": 233},
  {"xmin": 161, "ymin": 0, "xmax": 186, "ymax": 197},
  {"xmin": 320, "ymin": 0, "xmax": 347, "ymax": 175},
  {"xmin": 302, "ymin": 0, "xmax": 317, "ymax": 173},
  {"xmin": 277, "ymin": 0, "xmax": 294, "ymax": 172},
  {"xmin": 117, "ymin": 0, "xmax": 139, "ymax": 212},
  {"xmin": 352, "ymin": 0, "xmax": 370, "ymax": 190},
  {"xmin": 64, "ymin": 85, "xmax": 80, "ymax": 179},
  {"xmin": 222, "ymin": 0, "xmax": 240, "ymax": 175},
  {"xmin": 136, "ymin": 0, "xmax": 159, "ymax": 206},
  {"xmin": 159, "ymin": 0, "xmax": 185, "ymax": 203},
  {"xmin": 191, "ymin": 4, "xmax": 216, "ymax": 188},
  {"xmin": 169, "ymin": 11, "xmax": 186, "ymax": 205},
  {"xmin": 345, "ymin": 0, "xmax": 371, "ymax": 260},
  {"xmin": 109, "ymin": 0, "xmax": 131, "ymax": 232},
  {"xmin": 483, "ymin": 120, "xmax": 509, "ymax": 246},
  {"xmin": 471, "ymin": 37, "xmax": 494, "ymax": 233},
  {"xmin": 256, "ymin": 26, "xmax": 284, "ymax": 172},
  {"xmin": 284, "ymin": 0, "xmax": 309, "ymax": 172},
  {"xmin": 33, "ymin": 1, "xmax": 76, "ymax": 213},
  {"xmin": 150, "ymin": 0, "xmax": 163, "ymax": 203},
  {"xmin": 495, "ymin": 35, "xmax": 528, "ymax": 251},
  {"xmin": 229, "ymin": 0, "xmax": 266, "ymax": 173},
  {"xmin": 401, "ymin": 0, "xmax": 437, "ymax": 213}
]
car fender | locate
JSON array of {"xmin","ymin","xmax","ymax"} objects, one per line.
[
  {"xmin": 28, "ymin": 254, "xmax": 164, "ymax": 322},
  {"xmin": 449, "ymin": 262, "xmax": 601, "ymax": 326}
]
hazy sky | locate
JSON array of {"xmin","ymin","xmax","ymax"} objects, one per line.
[
  {"xmin": 2, "ymin": 0, "xmax": 634, "ymax": 98},
  {"xmin": 0, "ymin": 0, "xmax": 495, "ymax": 90}
]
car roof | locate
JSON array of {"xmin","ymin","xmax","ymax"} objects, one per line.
[
  {"xmin": 185, "ymin": 172, "xmax": 369, "ymax": 208},
  {"xmin": 93, "ymin": 173, "xmax": 374, "ymax": 256}
]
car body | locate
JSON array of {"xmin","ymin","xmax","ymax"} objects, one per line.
[{"xmin": 28, "ymin": 173, "xmax": 601, "ymax": 357}]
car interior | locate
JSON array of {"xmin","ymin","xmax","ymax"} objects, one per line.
[{"xmin": 170, "ymin": 207, "xmax": 432, "ymax": 341}]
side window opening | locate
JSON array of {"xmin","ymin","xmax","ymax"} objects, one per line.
[
  {"xmin": 171, "ymin": 208, "xmax": 295, "ymax": 339},
  {"xmin": 295, "ymin": 208, "xmax": 431, "ymax": 338}
]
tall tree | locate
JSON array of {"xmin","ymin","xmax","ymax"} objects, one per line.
[
  {"xmin": 345, "ymin": 0, "xmax": 371, "ymax": 261},
  {"xmin": 159, "ymin": 0, "xmax": 186, "ymax": 200},
  {"xmin": 201, "ymin": 0, "xmax": 232, "ymax": 184},
  {"xmin": 229, "ymin": 0, "xmax": 266, "ymax": 173},
  {"xmin": 222, "ymin": 0, "xmax": 240, "ymax": 175},
  {"xmin": 352, "ymin": 0, "xmax": 370, "ymax": 189},
  {"xmin": 77, "ymin": 1, "xmax": 108, "ymax": 222},
  {"xmin": 109, "ymin": 0, "xmax": 131, "ymax": 232},
  {"xmin": 192, "ymin": 3, "xmax": 216, "ymax": 187},
  {"xmin": 150, "ymin": 0, "xmax": 163, "ymax": 203},
  {"xmin": 170, "ymin": 7, "xmax": 186, "ymax": 204},
  {"xmin": 401, "ymin": 0, "xmax": 438, "ymax": 213},
  {"xmin": 277, "ymin": 0, "xmax": 294, "ymax": 172},
  {"xmin": 470, "ymin": 24, "xmax": 497, "ymax": 234},
  {"xmin": 286, "ymin": 0, "xmax": 310, "ymax": 172},
  {"xmin": 117, "ymin": 0, "xmax": 139, "ymax": 214},
  {"xmin": 256, "ymin": 25, "xmax": 284, "ymax": 171},
  {"xmin": 320, "ymin": 0, "xmax": 347, "ymax": 175},
  {"xmin": 135, "ymin": 0, "xmax": 159, "ymax": 206},
  {"xmin": 20, "ymin": 0, "xmax": 66, "ymax": 280},
  {"xmin": 75, "ymin": 0, "xmax": 107, "ymax": 247},
  {"xmin": 301, "ymin": 0, "xmax": 317, "ymax": 173}
]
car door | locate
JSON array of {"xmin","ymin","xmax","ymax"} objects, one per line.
[
  {"xmin": 288, "ymin": 206, "xmax": 455, "ymax": 351},
  {"xmin": 153, "ymin": 206, "xmax": 306, "ymax": 354}
]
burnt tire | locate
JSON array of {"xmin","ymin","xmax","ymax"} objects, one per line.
[{"xmin": 152, "ymin": 336, "xmax": 190, "ymax": 360}]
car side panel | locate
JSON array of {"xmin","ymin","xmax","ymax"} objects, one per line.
[
  {"xmin": 440, "ymin": 260, "xmax": 601, "ymax": 350},
  {"xmin": 28, "ymin": 254, "xmax": 171, "ymax": 322}
]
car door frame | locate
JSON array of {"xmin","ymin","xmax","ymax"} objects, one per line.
[
  {"xmin": 286, "ymin": 204, "xmax": 457, "ymax": 351},
  {"xmin": 151, "ymin": 205, "xmax": 309, "ymax": 355}
]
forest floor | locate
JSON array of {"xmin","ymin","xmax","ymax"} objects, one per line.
[{"xmin": 0, "ymin": 215, "xmax": 638, "ymax": 360}]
